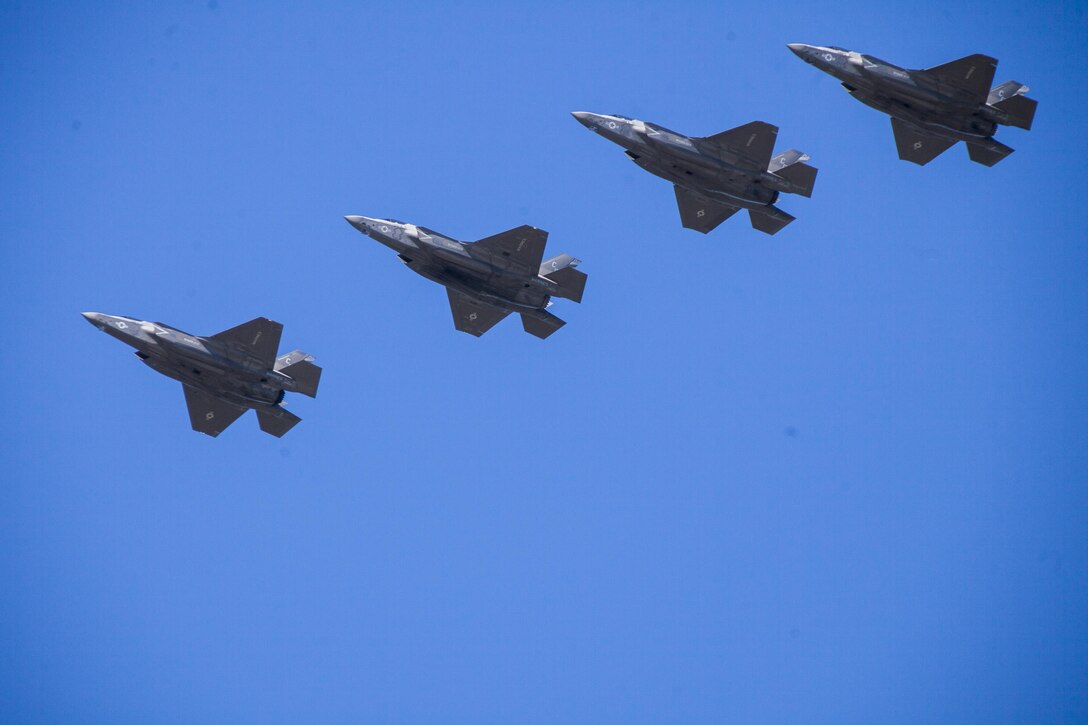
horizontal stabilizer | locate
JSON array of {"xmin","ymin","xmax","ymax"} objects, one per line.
[
  {"xmin": 182, "ymin": 384, "xmax": 247, "ymax": 437},
  {"xmin": 521, "ymin": 311, "xmax": 565, "ymax": 339},
  {"xmin": 749, "ymin": 206, "xmax": 795, "ymax": 235},
  {"xmin": 257, "ymin": 406, "xmax": 301, "ymax": 438},
  {"xmin": 279, "ymin": 359, "xmax": 321, "ymax": 398},
  {"xmin": 674, "ymin": 185, "xmax": 740, "ymax": 234},
  {"xmin": 773, "ymin": 161, "xmax": 818, "ymax": 198},
  {"xmin": 543, "ymin": 266, "xmax": 587, "ymax": 303},
  {"xmin": 993, "ymin": 93, "xmax": 1037, "ymax": 130},
  {"xmin": 210, "ymin": 317, "xmax": 283, "ymax": 368},
  {"xmin": 891, "ymin": 118, "xmax": 957, "ymax": 165},
  {"xmin": 966, "ymin": 138, "xmax": 1014, "ymax": 166}
]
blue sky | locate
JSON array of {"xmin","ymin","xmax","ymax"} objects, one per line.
[{"xmin": 2, "ymin": 1, "xmax": 1086, "ymax": 722}]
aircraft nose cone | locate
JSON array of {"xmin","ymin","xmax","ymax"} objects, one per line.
[
  {"xmin": 82, "ymin": 311, "xmax": 101, "ymax": 325},
  {"xmin": 345, "ymin": 215, "xmax": 371, "ymax": 232},
  {"xmin": 571, "ymin": 111, "xmax": 595, "ymax": 128},
  {"xmin": 787, "ymin": 43, "xmax": 807, "ymax": 57}
]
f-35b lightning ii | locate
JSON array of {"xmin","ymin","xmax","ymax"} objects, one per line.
[
  {"xmin": 572, "ymin": 111, "xmax": 817, "ymax": 235},
  {"xmin": 787, "ymin": 44, "xmax": 1036, "ymax": 166},
  {"xmin": 345, "ymin": 216, "xmax": 586, "ymax": 339},
  {"xmin": 82, "ymin": 312, "xmax": 321, "ymax": 437}
]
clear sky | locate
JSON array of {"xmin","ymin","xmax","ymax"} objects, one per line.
[{"xmin": 2, "ymin": 1, "xmax": 1086, "ymax": 722}]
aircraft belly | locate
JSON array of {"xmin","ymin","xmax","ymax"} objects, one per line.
[
  {"xmin": 680, "ymin": 182, "xmax": 772, "ymax": 211},
  {"xmin": 431, "ymin": 246, "xmax": 492, "ymax": 275},
  {"xmin": 855, "ymin": 90, "xmax": 993, "ymax": 140},
  {"xmin": 642, "ymin": 154, "xmax": 774, "ymax": 210},
  {"xmin": 440, "ymin": 273, "xmax": 547, "ymax": 313}
]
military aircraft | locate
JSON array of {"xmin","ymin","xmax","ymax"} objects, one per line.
[
  {"xmin": 82, "ymin": 312, "xmax": 320, "ymax": 437},
  {"xmin": 787, "ymin": 44, "xmax": 1036, "ymax": 166},
  {"xmin": 571, "ymin": 111, "xmax": 817, "ymax": 235},
  {"xmin": 344, "ymin": 216, "xmax": 586, "ymax": 339}
]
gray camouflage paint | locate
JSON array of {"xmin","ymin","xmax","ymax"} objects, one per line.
[
  {"xmin": 82, "ymin": 312, "xmax": 320, "ymax": 437},
  {"xmin": 344, "ymin": 216, "xmax": 586, "ymax": 339},
  {"xmin": 571, "ymin": 111, "xmax": 817, "ymax": 235},
  {"xmin": 787, "ymin": 43, "xmax": 1036, "ymax": 166}
]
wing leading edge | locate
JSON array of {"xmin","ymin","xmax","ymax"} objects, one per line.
[
  {"xmin": 470, "ymin": 225, "xmax": 548, "ymax": 275},
  {"xmin": 923, "ymin": 53, "xmax": 997, "ymax": 102},
  {"xmin": 674, "ymin": 186, "xmax": 740, "ymax": 234},
  {"xmin": 446, "ymin": 288, "xmax": 511, "ymax": 336},
  {"xmin": 890, "ymin": 118, "xmax": 957, "ymax": 165},
  {"xmin": 698, "ymin": 121, "xmax": 779, "ymax": 170},
  {"xmin": 209, "ymin": 317, "xmax": 283, "ymax": 368},
  {"xmin": 182, "ymin": 384, "xmax": 247, "ymax": 437}
]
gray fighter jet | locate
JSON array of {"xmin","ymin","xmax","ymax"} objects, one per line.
[
  {"xmin": 571, "ymin": 111, "xmax": 817, "ymax": 235},
  {"xmin": 787, "ymin": 44, "xmax": 1036, "ymax": 166},
  {"xmin": 82, "ymin": 312, "xmax": 321, "ymax": 437},
  {"xmin": 344, "ymin": 216, "xmax": 585, "ymax": 338}
]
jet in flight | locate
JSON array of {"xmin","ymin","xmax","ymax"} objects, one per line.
[
  {"xmin": 345, "ymin": 216, "xmax": 585, "ymax": 338},
  {"xmin": 82, "ymin": 312, "xmax": 320, "ymax": 437},
  {"xmin": 787, "ymin": 44, "xmax": 1036, "ymax": 166},
  {"xmin": 572, "ymin": 111, "xmax": 817, "ymax": 235}
]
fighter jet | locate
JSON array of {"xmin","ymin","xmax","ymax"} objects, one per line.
[
  {"xmin": 82, "ymin": 312, "xmax": 321, "ymax": 437},
  {"xmin": 344, "ymin": 216, "xmax": 586, "ymax": 338},
  {"xmin": 787, "ymin": 44, "xmax": 1037, "ymax": 166},
  {"xmin": 571, "ymin": 111, "xmax": 817, "ymax": 235}
]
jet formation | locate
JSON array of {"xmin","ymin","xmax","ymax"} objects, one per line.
[
  {"xmin": 788, "ymin": 44, "xmax": 1036, "ymax": 166},
  {"xmin": 345, "ymin": 215, "xmax": 586, "ymax": 338},
  {"xmin": 84, "ymin": 43, "xmax": 1037, "ymax": 437},
  {"xmin": 82, "ymin": 312, "xmax": 321, "ymax": 437},
  {"xmin": 572, "ymin": 112, "xmax": 817, "ymax": 235}
]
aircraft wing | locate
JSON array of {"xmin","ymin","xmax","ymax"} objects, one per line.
[
  {"xmin": 209, "ymin": 317, "xmax": 283, "ymax": 368},
  {"xmin": 470, "ymin": 225, "xmax": 548, "ymax": 275},
  {"xmin": 890, "ymin": 118, "xmax": 957, "ymax": 165},
  {"xmin": 674, "ymin": 186, "xmax": 740, "ymax": 234},
  {"xmin": 446, "ymin": 289, "xmax": 511, "ymax": 337},
  {"xmin": 182, "ymin": 384, "xmax": 247, "ymax": 437},
  {"xmin": 699, "ymin": 121, "xmax": 779, "ymax": 170},
  {"xmin": 923, "ymin": 53, "xmax": 997, "ymax": 102}
]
